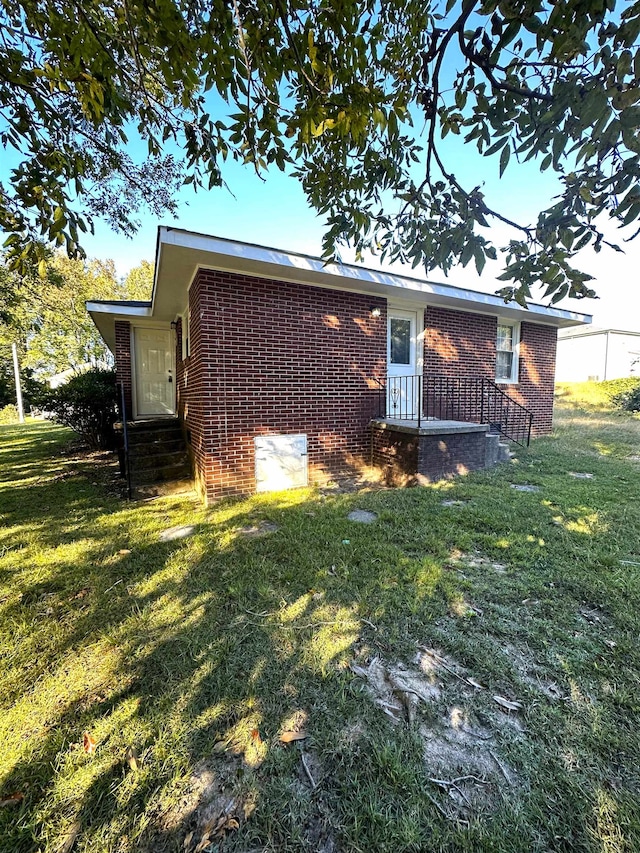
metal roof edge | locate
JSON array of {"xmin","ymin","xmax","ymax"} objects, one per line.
[
  {"xmin": 158, "ymin": 227, "xmax": 592, "ymax": 327},
  {"xmin": 559, "ymin": 327, "xmax": 640, "ymax": 339}
]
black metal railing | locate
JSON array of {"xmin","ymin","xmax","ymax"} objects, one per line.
[
  {"xmin": 374, "ymin": 374, "xmax": 423, "ymax": 427},
  {"xmin": 116, "ymin": 381, "xmax": 132, "ymax": 499},
  {"xmin": 374, "ymin": 374, "xmax": 534, "ymax": 446}
]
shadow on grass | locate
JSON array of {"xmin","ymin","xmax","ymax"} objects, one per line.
[
  {"xmin": 1, "ymin": 421, "xmax": 639, "ymax": 852},
  {"xmin": 1, "ymin": 424, "xmax": 458, "ymax": 852}
]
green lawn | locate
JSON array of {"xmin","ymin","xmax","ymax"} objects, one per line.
[{"xmin": 1, "ymin": 398, "xmax": 640, "ymax": 852}]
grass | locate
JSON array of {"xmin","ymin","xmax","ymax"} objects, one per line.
[{"xmin": 1, "ymin": 394, "xmax": 640, "ymax": 852}]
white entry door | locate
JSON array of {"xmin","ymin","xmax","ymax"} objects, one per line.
[
  {"xmin": 387, "ymin": 309, "xmax": 419, "ymax": 419},
  {"xmin": 133, "ymin": 328, "xmax": 175, "ymax": 417}
]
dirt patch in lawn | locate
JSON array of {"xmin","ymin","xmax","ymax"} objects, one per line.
[
  {"xmin": 350, "ymin": 649, "xmax": 523, "ymax": 820},
  {"xmin": 140, "ymin": 756, "xmax": 253, "ymax": 853},
  {"xmin": 448, "ymin": 550, "xmax": 509, "ymax": 575}
]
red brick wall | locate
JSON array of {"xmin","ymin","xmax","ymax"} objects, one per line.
[
  {"xmin": 506, "ymin": 321, "xmax": 557, "ymax": 434},
  {"xmin": 184, "ymin": 270, "xmax": 386, "ymax": 503},
  {"xmin": 423, "ymin": 306, "xmax": 557, "ymax": 436},
  {"xmin": 424, "ymin": 307, "xmax": 496, "ymax": 378},
  {"xmin": 114, "ymin": 321, "xmax": 132, "ymax": 417},
  {"xmin": 371, "ymin": 424, "xmax": 488, "ymax": 484},
  {"xmin": 174, "ymin": 277, "xmax": 557, "ymax": 502}
]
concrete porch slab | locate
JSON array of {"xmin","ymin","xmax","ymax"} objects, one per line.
[{"xmin": 371, "ymin": 418, "xmax": 489, "ymax": 436}]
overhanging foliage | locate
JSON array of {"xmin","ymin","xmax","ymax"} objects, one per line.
[{"xmin": 1, "ymin": 0, "xmax": 639, "ymax": 304}]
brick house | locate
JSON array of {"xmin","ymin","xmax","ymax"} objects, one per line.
[{"xmin": 87, "ymin": 227, "xmax": 591, "ymax": 504}]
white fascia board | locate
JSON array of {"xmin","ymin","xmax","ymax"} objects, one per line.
[
  {"xmin": 559, "ymin": 327, "xmax": 640, "ymax": 340},
  {"xmin": 157, "ymin": 227, "xmax": 592, "ymax": 329},
  {"xmin": 86, "ymin": 301, "xmax": 153, "ymax": 354},
  {"xmin": 86, "ymin": 301, "xmax": 152, "ymax": 317}
]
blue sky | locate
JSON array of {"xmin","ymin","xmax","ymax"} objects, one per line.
[
  {"xmin": 83, "ymin": 131, "xmax": 639, "ymax": 331},
  {"xmin": 3, "ymin": 95, "xmax": 637, "ymax": 329}
]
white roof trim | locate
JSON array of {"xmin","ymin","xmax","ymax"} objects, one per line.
[
  {"xmin": 559, "ymin": 327, "xmax": 640, "ymax": 340},
  {"xmin": 86, "ymin": 301, "xmax": 152, "ymax": 317},
  {"xmin": 157, "ymin": 226, "xmax": 592, "ymax": 327}
]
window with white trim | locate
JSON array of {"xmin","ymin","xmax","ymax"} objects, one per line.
[{"xmin": 496, "ymin": 321, "xmax": 520, "ymax": 383}]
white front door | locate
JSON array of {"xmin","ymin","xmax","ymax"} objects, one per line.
[
  {"xmin": 387, "ymin": 309, "xmax": 419, "ymax": 419},
  {"xmin": 133, "ymin": 327, "xmax": 175, "ymax": 417}
]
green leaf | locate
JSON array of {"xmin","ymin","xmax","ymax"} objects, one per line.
[{"xmin": 499, "ymin": 145, "xmax": 510, "ymax": 177}]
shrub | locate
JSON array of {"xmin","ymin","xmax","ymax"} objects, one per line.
[
  {"xmin": 603, "ymin": 377, "xmax": 640, "ymax": 412},
  {"xmin": 616, "ymin": 383, "xmax": 640, "ymax": 412},
  {"xmin": 0, "ymin": 404, "xmax": 19, "ymax": 425},
  {"xmin": 46, "ymin": 368, "xmax": 118, "ymax": 449}
]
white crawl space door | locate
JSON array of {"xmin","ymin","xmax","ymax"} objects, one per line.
[{"xmin": 254, "ymin": 434, "xmax": 308, "ymax": 492}]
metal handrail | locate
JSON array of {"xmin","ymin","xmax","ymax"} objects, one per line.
[
  {"xmin": 374, "ymin": 374, "xmax": 534, "ymax": 446},
  {"xmin": 116, "ymin": 381, "xmax": 132, "ymax": 499},
  {"xmin": 373, "ymin": 374, "xmax": 423, "ymax": 428}
]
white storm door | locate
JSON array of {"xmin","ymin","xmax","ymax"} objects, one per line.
[
  {"xmin": 133, "ymin": 328, "xmax": 175, "ymax": 417},
  {"xmin": 387, "ymin": 309, "xmax": 419, "ymax": 419}
]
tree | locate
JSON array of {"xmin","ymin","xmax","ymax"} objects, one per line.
[
  {"xmin": 121, "ymin": 260, "xmax": 155, "ymax": 301},
  {"xmin": 2, "ymin": 1, "xmax": 640, "ymax": 306},
  {"xmin": 0, "ymin": 253, "xmax": 119, "ymax": 377}
]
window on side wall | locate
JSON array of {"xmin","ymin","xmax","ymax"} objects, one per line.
[
  {"xmin": 181, "ymin": 309, "xmax": 190, "ymax": 360},
  {"xmin": 496, "ymin": 321, "xmax": 519, "ymax": 383}
]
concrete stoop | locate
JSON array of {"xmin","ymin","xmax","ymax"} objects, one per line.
[
  {"xmin": 371, "ymin": 418, "xmax": 519, "ymax": 485},
  {"xmin": 485, "ymin": 433, "xmax": 515, "ymax": 468},
  {"xmin": 115, "ymin": 418, "xmax": 194, "ymax": 499}
]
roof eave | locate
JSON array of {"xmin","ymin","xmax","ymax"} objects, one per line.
[
  {"xmin": 86, "ymin": 301, "xmax": 153, "ymax": 354},
  {"xmin": 155, "ymin": 227, "xmax": 592, "ymax": 329}
]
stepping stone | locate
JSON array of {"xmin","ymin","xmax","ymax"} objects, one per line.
[
  {"xmin": 238, "ymin": 522, "xmax": 278, "ymax": 537},
  {"xmin": 568, "ymin": 472, "xmax": 594, "ymax": 479},
  {"xmin": 441, "ymin": 499, "xmax": 468, "ymax": 507},
  {"xmin": 347, "ymin": 510, "xmax": 377, "ymax": 524},
  {"xmin": 510, "ymin": 484, "xmax": 540, "ymax": 492},
  {"xmin": 159, "ymin": 524, "xmax": 196, "ymax": 542}
]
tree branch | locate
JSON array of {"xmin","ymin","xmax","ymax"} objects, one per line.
[
  {"xmin": 425, "ymin": 0, "xmax": 480, "ymax": 184},
  {"xmin": 458, "ymin": 34, "xmax": 554, "ymax": 103},
  {"xmin": 431, "ymin": 143, "xmax": 534, "ymax": 237}
]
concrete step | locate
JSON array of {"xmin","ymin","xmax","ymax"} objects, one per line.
[
  {"xmin": 118, "ymin": 418, "xmax": 180, "ymax": 432},
  {"xmin": 116, "ymin": 418, "xmax": 192, "ymax": 492},
  {"xmin": 126, "ymin": 426, "xmax": 183, "ymax": 444},
  {"xmin": 498, "ymin": 441, "xmax": 516, "ymax": 463},
  {"xmin": 127, "ymin": 437, "xmax": 187, "ymax": 456},
  {"xmin": 131, "ymin": 479, "xmax": 195, "ymax": 500},
  {"xmin": 485, "ymin": 433, "xmax": 517, "ymax": 467},
  {"xmin": 129, "ymin": 450, "xmax": 189, "ymax": 472},
  {"xmin": 132, "ymin": 462, "xmax": 191, "ymax": 485},
  {"xmin": 485, "ymin": 432, "xmax": 500, "ymax": 468}
]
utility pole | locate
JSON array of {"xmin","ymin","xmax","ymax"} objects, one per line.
[{"xmin": 11, "ymin": 342, "xmax": 25, "ymax": 423}]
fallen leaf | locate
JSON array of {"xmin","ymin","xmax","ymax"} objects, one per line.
[
  {"xmin": 72, "ymin": 588, "xmax": 90, "ymax": 600},
  {"xmin": 58, "ymin": 820, "xmax": 81, "ymax": 853},
  {"xmin": 183, "ymin": 830, "xmax": 194, "ymax": 850},
  {"xmin": 212, "ymin": 741, "xmax": 228, "ymax": 753},
  {"xmin": 194, "ymin": 833, "xmax": 211, "ymax": 853},
  {"xmin": 118, "ymin": 549, "xmax": 131, "ymax": 555},
  {"xmin": 125, "ymin": 746, "xmax": 141, "ymax": 770},
  {"xmin": 193, "ymin": 814, "xmax": 240, "ymax": 852},
  {"xmin": 466, "ymin": 678, "xmax": 484, "ymax": 690},
  {"xmin": 279, "ymin": 730, "xmax": 308, "ymax": 743},
  {"xmin": 251, "ymin": 729, "xmax": 262, "ymax": 744},
  {"xmin": 83, "ymin": 732, "xmax": 97, "ymax": 754},
  {"xmin": 0, "ymin": 792, "xmax": 24, "ymax": 808},
  {"xmin": 493, "ymin": 695, "xmax": 523, "ymax": 712}
]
